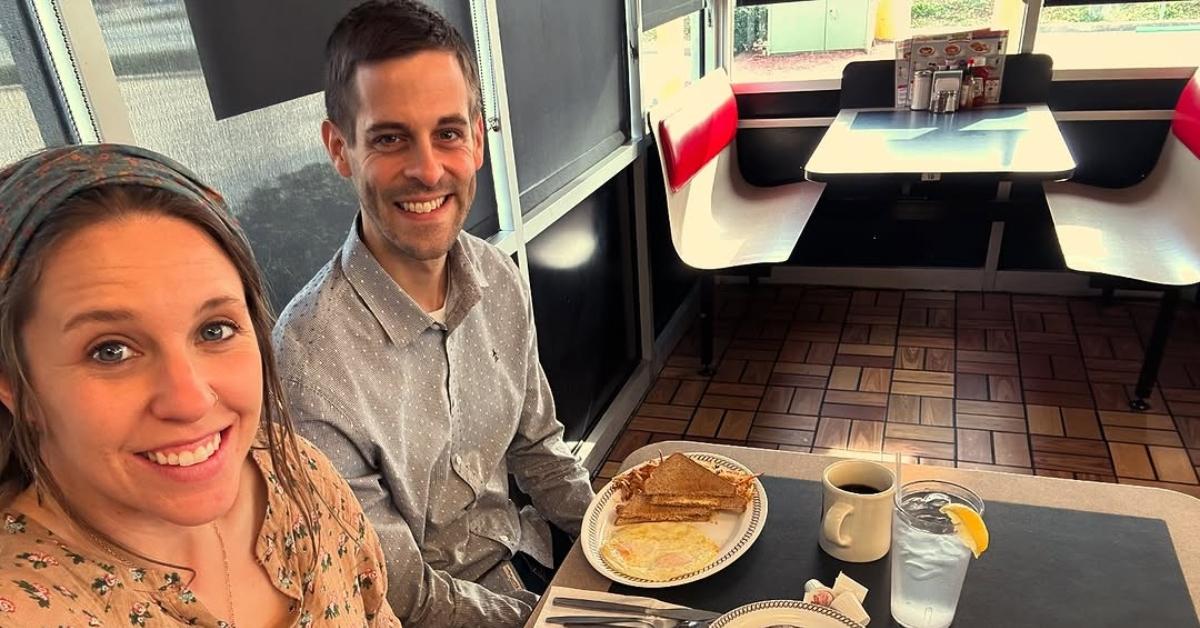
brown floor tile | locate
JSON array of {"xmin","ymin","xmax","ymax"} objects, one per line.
[
  {"xmin": 1023, "ymin": 390, "xmax": 1094, "ymax": 409},
  {"xmin": 1103, "ymin": 426, "xmax": 1183, "ymax": 447},
  {"xmin": 849, "ymin": 420, "xmax": 885, "ymax": 452},
  {"xmin": 957, "ymin": 399, "xmax": 1025, "ymax": 417},
  {"xmin": 1163, "ymin": 388, "xmax": 1200, "ymax": 403},
  {"xmin": 958, "ymin": 329, "xmax": 986, "ymax": 350},
  {"xmin": 1035, "ymin": 468, "xmax": 1076, "ymax": 479},
  {"xmin": 1033, "ymin": 451, "xmax": 1115, "ymax": 475},
  {"xmin": 926, "ymin": 348, "xmax": 954, "ymax": 372},
  {"xmin": 1148, "ymin": 446, "xmax": 1199, "ymax": 484},
  {"xmin": 657, "ymin": 366, "xmax": 709, "ymax": 382},
  {"xmin": 921, "ymin": 397, "xmax": 954, "ymax": 426},
  {"xmin": 1168, "ymin": 401, "xmax": 1200, "ymax": 416},
  {"xmin": 700, "ymin": 394, "xmax": 760, "ymax": 412},
  {"xmin": 1091, "ymin": 382, "xmax": 1134, "ymax": 410},
  {"xmin": 958, "ymin": 360, "xmax": 1020, "ymax": 377},
  {"xmin": 955, "ymin": 414, "xmax": 1027, "ymax": 432},
  {"xmin": 835, "ymin": 354, "xmax": 895, "ymax": 369},
  {"xmin": 894, "ymin": 369, "xmax": 955, "ymax": 385},
  {"xmin": 957, "ymin": 349, "xmax": 1019, "ymax": 365},
  {"xmin": 822, "ymin": 403, "xmax": 888, "ymax": 421},
  {"xmin": 989, "ymin": 376, "xmax": 1023, "ymax": 402},
  {"xmin": 1177, "ymin": 416, "xmax": 1200, "ymax": 449},
  {"xmin": 758, "ymin": 386, "xmax": 795, "ymax": 413},
  {"xmin": 599, "ymin": 461, "xmax": 623, "ymax": 479},
  {"xmin": 839, "ymin": 343, "xmax": 895, "ymax": 357},
  {"xmin": 706, "ymin": 382, "xmax": 766, "ymax": 398},
  {"xmin": 592, "ymin": 477, "xmax": 610, "ymax": 492},
  {"xmin": 754, "ymin": 412, "xmax": 818, "ymax": 431},
  {"xmin": 1074, "ymin": 473, "xmax": 1118, "ymax": 483},
  {"xmin": 1020, "ymin": 353, "xmax": 1054, "ymax": 379},
  {"xmin": 717, "ymin": 410, "xmax": 754, "ymax": 440},
  {"xmin": 893, "ymin": 380, "xmax": 955, "ymax": 398},
  {"xmin": 815, "ymin": 417, "xmax": 852, "ymax": 449},
  {"xmin": 888, "ymin": 394, "xmax": 921, "ymax": 424},
  {"xmin": 770, "ymin": 373, "xmax": 829, "ymax": 388},
  {"xmin": 628, "ymin": 417, "xmax": 688, "ymax": 435},
  {"xmin": 859, "ymin": 368, "xmax": 893, "ymax": 393},
  {"xmin": 637, "ymin": 403, "xmax": 694, "ymax": 420},
  {"xmin": 842, "ymin": 324, "xmax": 870, "ymax": 344},
  {"xmin": 898, "ymin": 333, "xmax": 956, "ymax": 350},
  {"xmin": 774, "ymin": 362, "xmax": 832, "ymax": 377},
  {"xmin": 956, "ymin": 373, "xmax": 989, "ymax": 400},
  {"xmin": 824, "ymin": 390, "xmax": 889, "ymax": 407},
  {"xmin": 748, "ymin": 426, "xmax": 815, "ymax": 447},
  {"xmin": 829, "ymin": 366, "xmax": 861, "ymax": 390},
  {"xmin": 870, "ymin": 325, "xmax": 898, "ymax": 346},
  {"xmin": 1061, "ymin": 408, "xmax": 1103, "ymax": 440},
  {"xmin": 1030, "ymin": 435, "xmax": 1110, "ymax": 457},
  {"xmin": 886, "ymin": 423, "xmax": 955, "ymax": 443},
  {"xmin": 687, "ymin": 408, "xmax": 724, "ymax": 438},
  {"xmin": 993, "ymin": 432, "xmax": 1033, "ymax": 467},
  {"xmin": 645, "ymin": 378, "xmax": 680, "ymax": 404},
  {"xmin": 1051, "ymin": 355, "xmax": 1088, "ymax": 381},
  {"xmin": 957, "ymin": 429, "xmax": 993, "ymax": 463},
  {"xmin": 790, "ymin": 388, "xmax": 825, "ymax": 415},
  {"xmin": 896, "ymin": 347, "xmax": 925, "ymax": 370},
  {"xmin": 1097, "ymin": 410, "xmax": 1177, "ymax": 430},
  {"xmin": 1026, "ymin": 405, "xmax": 1065, "ymax": 436},
  {"xmin": 1023, "ymin": 378, "xmax": 1092, "ymax": 395},
  {"xmin": 987, "ymin": 329, "xmax": 1016, "ymax": 352},
  {"xmin": 610, "ymin": 430, "xmax": 652, "ymax": 461},
  {"xmin": 1109, "ymin": 442, "xmax": 1155, "ymax": 480},
  {"xmin": 884, "ymin": 437, "xmax": 956, "ymax": 459},
  {"xmin": 741, "ymin": 361, "xmax": 774, "ymax": 385},
  {"xmin": 668, "ymin": 380, "xmax": 707, "ymax": 405}
]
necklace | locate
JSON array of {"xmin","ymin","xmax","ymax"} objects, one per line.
[
  {"xmin": 212, "ymin": 522, "xmax": 238, "ymax": 628},
  {"xmin": 83, "ymin": 523, "xmax": 237, "ymax": 627}
]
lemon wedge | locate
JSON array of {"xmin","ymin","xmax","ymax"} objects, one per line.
[{"xmin": 940, "ymin": 503, "xmax": 988, "ymax": 558}]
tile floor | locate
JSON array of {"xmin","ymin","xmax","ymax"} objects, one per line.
[{"xmin": 595, "ymin": 285, "xmax": 1200, "ymax": 499}]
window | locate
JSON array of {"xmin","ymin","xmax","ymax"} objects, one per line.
[
  {"xmin": 1036, "ymin": 1, "xmax": 1200, "ymax": 70},
  {"xmin": 641, "ymin": 12, "xmax": 704, "ymax": 111},
  {"xmin": 93, "ymin": 0, "xmax": 496, "ymax": 308},
  {"xmin": 733, "ymin": 0, "xmax": 1024, "ymax": 83},
  {"xmin": 0, "ymin": 28, "xmax": 46, "ymax": 166}
]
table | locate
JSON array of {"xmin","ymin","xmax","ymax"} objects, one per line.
[
  {"xmin": 802, "ymin": 104, "xmax": 1077, "ymax": 290},
  {"xmin": 533, "ymin": 441, "xmax": 1200, "ymax": 627},
  {"xmin": 804, "ymin": 105, "xmax": 1077, "ymax": 185}
]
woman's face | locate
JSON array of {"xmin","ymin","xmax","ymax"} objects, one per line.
[{"xmin": 12, "ymin": 214, "xmax": 262, "ymax": 529}]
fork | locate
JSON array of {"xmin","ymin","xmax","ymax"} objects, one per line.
[{"xmin": 545, "ymin": 616, "xmax": 712, "ymax": 628}]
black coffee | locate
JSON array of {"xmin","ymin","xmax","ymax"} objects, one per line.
[{"xmin": 838, "ymin": 483, "xmax": 882, "ymax": 494}]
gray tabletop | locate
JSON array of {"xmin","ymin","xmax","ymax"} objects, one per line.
[
  {"xmin": 804, "ymin": 104, "xmax": 1077, "ymax": 182},
  {"xmin": 529, "ymin": 441, "xmax": 1200, "ymax": 626}
]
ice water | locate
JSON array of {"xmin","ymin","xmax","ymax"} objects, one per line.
[{"xmin": 890, "ymin": 489, "xmax": 974, "ymax": 628}]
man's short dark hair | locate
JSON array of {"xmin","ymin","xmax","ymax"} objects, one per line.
[{"xmin": 324, "ymin": 0, "xmax": 483, "ymax": 144}]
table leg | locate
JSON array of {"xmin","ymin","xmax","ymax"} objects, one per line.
[
  {"xmin": 1131, "ymin": 288, "xmax": 1180, "ymax": 411},
  {"xmin": 983, "ymin": 221, "xmax": 1005, "ymax": 291},
  {"xmin": 699, "ymin": 273, "xmax": 716, "ymax": 376},
  {"xmin": 996, "ymin": 181, "xmax": 1012, "ymax": 201}
]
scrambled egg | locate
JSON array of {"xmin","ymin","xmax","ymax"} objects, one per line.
[{"xmin": 600, "ymin": 523, "xmax": 719, "ymax": 581}]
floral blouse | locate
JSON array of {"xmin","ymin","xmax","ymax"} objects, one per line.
[{"xmin": 0, "ymin": 437, "xmax": 402, "ymax": 627}]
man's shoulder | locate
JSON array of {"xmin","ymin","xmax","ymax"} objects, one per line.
[
  {"xmin": 457, "ymin": 231, "xmax": 523, "ymax": 289},
  {"xmin": 273, "ymin": 256, "xmax": 364, "ymax": 350}
]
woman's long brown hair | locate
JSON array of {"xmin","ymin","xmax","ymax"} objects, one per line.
[{"xmin": 0, "ymin": 184, "xmax": 320, "ymax": 575}]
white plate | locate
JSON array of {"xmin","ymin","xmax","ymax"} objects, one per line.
[
  {"xmin": 711, "ymin": 600, "xmax": 863, "ymax": 628},
  {"xmin": 581, "ymin": 451, "xmax": 767, "ymax": 588}
]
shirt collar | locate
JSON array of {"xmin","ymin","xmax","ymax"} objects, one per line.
[{"xmin": 340, "ymin": 217, "xmax": 486, "ymax": 347}]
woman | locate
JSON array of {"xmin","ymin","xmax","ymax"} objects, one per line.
[{"xmin": 0, "ymin": 144, "xmax": 401, "ymax": 626}]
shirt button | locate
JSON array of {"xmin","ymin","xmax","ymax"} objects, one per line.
[
  {"xmin": 453, "ymin": 454, "xmax": 462, "ymax": 466},
  {"xmin": 499, "ymin": 535, "xmax": 510, "ymax": 543}
]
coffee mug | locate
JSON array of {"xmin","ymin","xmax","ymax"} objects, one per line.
[{"xmin": 819, "ymin": 459, "xmax": 896, "ymax": 562}]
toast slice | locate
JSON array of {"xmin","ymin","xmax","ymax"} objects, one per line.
[
  {"xmin": 646, "ymin": 493, "xmax": 748, "ymax": 512},
  {"xmin": 643, "ymin": 453, "xmax": 737, "ymax": 498},
  {"xmin": 614, "ymin": 493, "xmax": 713, "ymax": 525}
]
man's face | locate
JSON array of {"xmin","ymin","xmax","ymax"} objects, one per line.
[{"xmin": 323, "ymin": 50, "xmax": 485, "ymax": 264}]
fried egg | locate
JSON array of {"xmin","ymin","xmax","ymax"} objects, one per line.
[{"xmin": 599, "ymin": 523, "xmax": 719, "ymax": 581}]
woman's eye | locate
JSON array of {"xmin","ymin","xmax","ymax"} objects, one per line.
[
  {"xmin": 200, "ymin": 322, "xmax": 237, "ymax": 342},
  {"xmin": 90, "ymin": 342, "xmax": 133, "ymax": 364}
]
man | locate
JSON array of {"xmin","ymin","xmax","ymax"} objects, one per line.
[{"xmin": 272, "ymin": 1, "xmax": 595, "ymax": 625}]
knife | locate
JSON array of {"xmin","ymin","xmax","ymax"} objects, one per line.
[
  {"xmin": 552, "ymin": 596, "xmax": 720, "ymax": 621},
  {"xmin": 544, "ymin": 617, "xmax": 656, "ymax": 626}
]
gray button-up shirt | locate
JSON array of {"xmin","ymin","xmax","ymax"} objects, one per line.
[{"xmin": 273, "ymin": 224, "xmax": 594, "ymax": 627}]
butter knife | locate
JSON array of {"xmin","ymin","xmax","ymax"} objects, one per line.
[{"xmin": 552, "ymin": 597, "xmax": 720, "ymax": 621}]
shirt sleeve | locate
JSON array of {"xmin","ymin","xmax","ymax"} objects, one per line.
[
  {"xmin": 287, "ymin": 385, "xmax": 534, "ymax": 628},
  {"xmin": 504, "ymin": 276, "xmax": 596, "ymax": 538}
]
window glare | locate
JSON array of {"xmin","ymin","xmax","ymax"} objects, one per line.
[
  {"xmin": 1037, "ymin": 2, "xmax": 1200, "ymax": 70},
  {"xmin": 641, "ymin": 12, "xmax": 703, "ymax": 110}
]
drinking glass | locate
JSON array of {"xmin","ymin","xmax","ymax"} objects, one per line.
[{"xmin": 890, "ymin": 480, "xmax": 984, "ymax": 628}]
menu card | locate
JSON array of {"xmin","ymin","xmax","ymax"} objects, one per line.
[{"xmin": 894, "ymin": 28, "xmax": 1009, "ymax": 108}]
